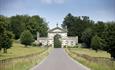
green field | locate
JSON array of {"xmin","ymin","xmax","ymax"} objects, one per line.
[
  {"xmin": 0, "ymin": 42, "xmax": 51, "ymax": 70},
  {"xmin": 66, "ymin": 48, "xmax": 115, "ymax": 70},
  {"xmin": 0, "ymin": 42, "xmax": 47, "ymax": 60},
  {"xmin": 68, "ymin": 48, "xmax": 110, "ymax": 58}
]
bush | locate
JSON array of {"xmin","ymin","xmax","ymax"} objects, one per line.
[
  {"xmin": 63, "ymin": 45, "xmax": 67, "ymax": 48},
  {"xmin": 38, "ymin": 43, "xmax": 42, "ymax": 46},
  {"xmin": 32, "ymin": 42, "xmax": 38, "ymax": 47},
  {"xmin": 91, "ymin": 35, "xmax": 104, "ymax": 52},
  {"xmin": 73, "ymin": 45, "xmax": 79, "ymax": 48},
  {"xmin": 20, "ymin": 30, "xmax": 34, "ymax": 47}
]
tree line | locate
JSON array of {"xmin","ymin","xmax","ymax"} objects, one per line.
[
  {"xmin": 62, "ymin": 13, "xmax": 115, "ymax": 59},
  {"xmin": 0, "ymin": 15, "xmax": 48, "ymax": 53}
]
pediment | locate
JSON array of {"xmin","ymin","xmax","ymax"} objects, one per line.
[{"xmin": 48, "ymin": 27, "xmax": 67, "ymax": 33}]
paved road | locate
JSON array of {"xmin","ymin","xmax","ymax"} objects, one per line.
[{"xmin": 32, "ymin": 48, "xmax": 89, "ymax": 70}]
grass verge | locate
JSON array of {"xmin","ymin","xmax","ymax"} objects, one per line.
[
  {"xmin": 0, "ymin": 42, "xmax": 52, "ymax": 70},
  {"xmin": 65, "ymin": 48, "xmax": 115, "ymax": 70}
]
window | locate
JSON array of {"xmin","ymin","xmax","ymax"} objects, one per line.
[
  {"xmin": 71, "ymin": 41, "xmax": 73, "ymax": 45},
  {"xmin": 66, "ymin": 41, "xmax": 68, "ymax": 44}
]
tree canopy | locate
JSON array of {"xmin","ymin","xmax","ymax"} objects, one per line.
[
  {"xmin": 62, "ymin": 13, "xmax": 115, "ymax": 59},
  {"xmin": 0, "ymin": 15, "xmax": 14, "ymax": 53},
  {"xmin": 62, "ymin": 13, "xmax": 94, "ymax": 42},
  {"xmin": 8, "ymin": 15, "xmax": 48, "ymax": 39}
]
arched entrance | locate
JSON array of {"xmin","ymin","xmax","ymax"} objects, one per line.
[{"xmin": 54, "ymin": 34, "xmax": 62, "ymax": 48}]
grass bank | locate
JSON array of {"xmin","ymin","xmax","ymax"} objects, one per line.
[
  {"xmin": 65, "ymin": 48, "xmax": 115, "ymax": 70},
  {"xmin": 0, "ymin": 42, "xmax": 52, "ymax": 70}
]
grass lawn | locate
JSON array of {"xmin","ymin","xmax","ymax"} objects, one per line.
[
  {"xmin": 0, "ymin": 42, "xmax": 51, "ymax": 70},
  {"xmin": 0, "ymin": 42, "xmax": 47, "ymax": 60},
  {"xmin": 66, "ymin": 48, "xmax": 115, "ymax": 70},
  {"xmin": 69, "ymin": 48, "xmax": 111, "ymax": 58}
]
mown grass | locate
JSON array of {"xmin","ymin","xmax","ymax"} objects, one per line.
[
  {"xmin": 69, "ymin": 48, "xmax": 110, "ymax": 58},
  {"xmin": 0, "ymin": 42, "xmax": 47, "ymax": 60},
  {"xmin": 66, "ymin": 48, "xmax": 115, "ymax": 70},
  {"xmin": 0, "ymin": 42, "xmax": 51, "ymax": 70}
]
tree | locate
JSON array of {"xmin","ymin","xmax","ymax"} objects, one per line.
[
  {"xmin": 9, "ymin": 15, "xmax": 26, "ymax": 39},
  {"xmin": 2, "ymin": 31, "xmax": 14, "ymax": 53},
  {"xmin": 27, "ymin": 15, "xmax": 48, "ymax": 39},
  {"xmin": 0, "ymin": 16, "xmax": 14, "ymax": 53},
  {"xmin": 91, "ymin": 35, "xmax": 104, "ymax": 52},
  {"xmin": 20, "ymin": 30, "xmax": 34, "ymax": 46},
  {"xmin": 103, "ymin": 23, "xmax": 115, "ymax": 59},
  {"xmin": 54, "ymin": 34, "xmax": 62, "ymax": 48},
  {"xmin": 9, "ymin": 15, "xmax": 48, "ymax": 39},
  {"xmin": 93, "ymin": 21, "xmax": 106, "ymax": 37},
  {"xmin": 81, "ymin": 28, "xmax": 93, "ymax": 48},
  {"xmin": 62, "ymin": 13, "xmax": 94, "ymax": 43},
  {"xmin": 0, "ymin": 21, "xmax": 5, "ymax": 51}
]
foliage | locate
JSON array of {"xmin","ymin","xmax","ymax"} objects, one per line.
[
  {"xmin": 81, "ymin": 28, "xmax": 93, "ymax": 48},
  {"xmin": 62, "ymin": 13, "xmax": 94, "ymax": 42},
  {"xmin": 54, "ymin": 34, "xmax": 62, "ymax": 48},
  {"xmin": 38, "ymin": 43, "xmax": 43, "ymax": 46},
  {"xmin": 9, "ymin": 15, "xmax": 26, "ymax": 39},
  {"xmin": 26, "ymin": 15, "xmax": 48, "ymax": 39},
  {"xmin": 1, "ymin": 31, "xmax": 14, "ymax": 53},
  {"xmin": 91, "ymin": 35, "xmax": 104, "ymax": 52},
  {"xmin": 0, "ymin": 16, "xmax": 14, "ymax": 53},
  {"xmin": 7, "ymin": 15, "xmax": 48, "ymax": 39},
  {"xmin": 20, "ymin": 30, "xmax": 34, "ymax": 46},
  {"xmin": 62, "ymin": 13, "xmax": 115, "ymax": 59},
  {"xmin": 93, "ymin": 21, "xmax": 106, "ymax": 37},
  {"xmin": 103, "ymin": 23, "xmax": 115, "ymax": 59}
]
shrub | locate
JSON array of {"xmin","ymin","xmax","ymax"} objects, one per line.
[
  {"xmin": 20, "ymin": 30, "xmax": 34, "ymax": 47},
  {"xmin": 32, "ymin": 42, "xmax": 38, "ymax": 47},
  {"xmin": 73, "ymin": 45, "xmax": 79, "ymax": 48},
  {"xmin": 38, "ymin": 43, "xmax": 42, "ymax": 46},
  {"xmin": 91, "ymin": 35, "xmax": 104, "ymax": 52}
]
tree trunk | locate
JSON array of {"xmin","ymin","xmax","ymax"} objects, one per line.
[{"xmin": 3, "ymin": 48, "xmax": 7, "ymax": 53}]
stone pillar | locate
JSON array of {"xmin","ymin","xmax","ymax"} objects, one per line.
[{"xmin": 37, "ymin": 32, "xmax": 39, "ymax": 41}]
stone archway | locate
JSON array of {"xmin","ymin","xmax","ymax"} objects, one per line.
[{"xmin": 53, "ymin": 34, "xmax": 62, "ymax": 48}]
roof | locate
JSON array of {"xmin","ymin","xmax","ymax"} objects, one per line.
[{"xmin": 48, "ymin": 27, "xmax": 67, "ymax": 33}]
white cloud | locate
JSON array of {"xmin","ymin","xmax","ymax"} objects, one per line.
[
  {"xmin": 41, "ymin": 0, "xmax": 66, "ymax": 4},
  {"xmin": 41, "ymin": 0, "xmax": 52, "ymax": 4}
]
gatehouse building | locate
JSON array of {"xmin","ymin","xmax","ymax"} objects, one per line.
[{"xmin": 37, "ymin": 25, "xmax": 78, "ymax": 48}]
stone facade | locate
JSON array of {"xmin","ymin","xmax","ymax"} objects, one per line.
[{"xmin": 37, "ymin": 26, "xmax": 78, "ymax": 48}]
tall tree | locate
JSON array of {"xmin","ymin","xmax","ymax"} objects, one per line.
[
  {"xmin": 27, "ymin": 15, "xmax": 48, "ymax": 39},
  {"xmin": 62, "ymin": 13, "xmax": 94, "ymax": 43},
  {"xmin": 81, "ymin": 28, "xmax": 93, "ymax": 48},
  {"xmin": 9, "ymin": 15, "xmax": 48, "ymax": 39},
  {"xmin": 2, "ymin": 31, "xmax": 14, "ymax": 53},
  {"xmin": 0, "ymin": 15, "xmax": 14, "ymax": 53},
  {"xmin": 103, "ymin": 22, "xmax": 115, "ymax": 59},
  {"xmin": 91, "ymin": 35, "xmax": 104, "ymax": 52},
  {"xmin": 93, "ymin": 21, "xmax": 106, "ymax": 37},
  {"xmin": 9, "ymin": 15, "xmax": 26, "ymax": 39}
]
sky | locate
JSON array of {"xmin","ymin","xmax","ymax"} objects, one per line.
[{"xmin": 0, "ymin": 0, "xmax": 115, "ymax": 28}]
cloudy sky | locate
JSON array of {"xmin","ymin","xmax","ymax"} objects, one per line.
[{"xmin": 0, "ymin": 0, "xmax": 115, "ymax": 28}]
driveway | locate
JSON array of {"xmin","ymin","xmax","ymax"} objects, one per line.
[{"xmin": 32, "ymin": 48, "xmax": 89, "ymax": 70}]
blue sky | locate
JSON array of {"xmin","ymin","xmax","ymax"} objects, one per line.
[{"xmin": 0, "ymin": 0, "xmax": 115, "ymax": 28}]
